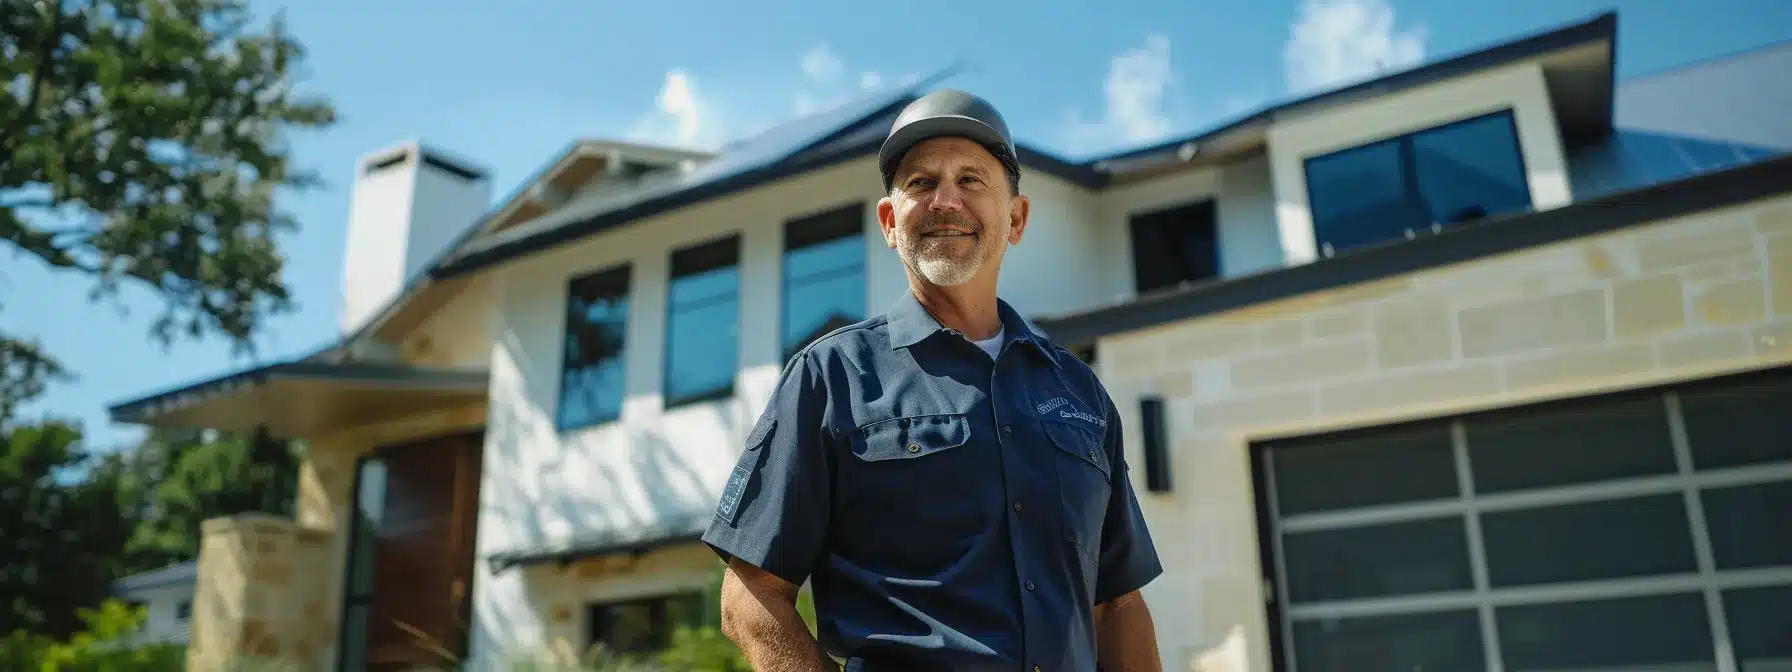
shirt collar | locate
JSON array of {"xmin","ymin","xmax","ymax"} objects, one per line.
[{"xmin": 886, "ymin": 289, "xmax": 1047, "ymax": 354}]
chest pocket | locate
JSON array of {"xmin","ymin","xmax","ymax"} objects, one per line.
[
  {"xmin": 1042, "ymin": 418, "xmax": 1111, "ymax": 553},
  {"xmin": 852, "ymin": 414, "xmax": 971, "ymax": 461}
]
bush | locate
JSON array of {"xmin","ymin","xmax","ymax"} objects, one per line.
[{"xmin": 0, "ymin": 600, "xmax": 186, "ymax": 671}]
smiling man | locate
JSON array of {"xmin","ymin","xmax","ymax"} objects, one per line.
[{"xmin": 701, "ymin": 89, "xmax": 1164, "ymax": 672}]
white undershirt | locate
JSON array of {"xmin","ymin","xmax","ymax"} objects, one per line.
[{"xmin": 971, "ymin": 326, "xmax": 1005, "ymax": 360}]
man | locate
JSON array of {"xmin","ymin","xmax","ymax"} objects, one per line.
[{"xmin": 700, "ymin": 89, "xmax": 1164, "ymax": 671}]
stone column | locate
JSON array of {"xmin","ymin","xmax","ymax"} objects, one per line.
[{"xmin": 186, "ymin": 513, "xmax": 338, "ymax": 671}]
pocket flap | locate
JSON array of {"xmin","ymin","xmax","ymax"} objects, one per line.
[
  {"xmin": 1043, "ymin": 419, "xmax": 1110, "ymax": 477},
  {"xmin": 853, "ymin": 414, "xmax": 971, "ymax": 461}
]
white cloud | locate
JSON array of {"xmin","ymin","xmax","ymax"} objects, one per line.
[
  {"xmin": 860, "ymin": 72, "xmax": 884, "ymax": 90},
  {"xmin": 1060, "ymin": 34, "xmax": 1177, "ymax": 155},
  {"xmin": 1283, "ymin": 0, "xmax": 1426, "ymax": 93},
  {"xmin": 629, "ymin": 69, "xmax": 722, "ymax": 150},
  {"xmin": 802, "ymin": 45, "xmax": 844, "ymax": 83}
]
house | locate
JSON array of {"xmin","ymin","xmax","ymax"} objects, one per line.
[
  {"xmin": 106, "ymin": 12, "xmax": 1792, "ymax": 671},
  {"xmin": 111, "ymin": 560, "xmax": 197, "ymax": 647}
]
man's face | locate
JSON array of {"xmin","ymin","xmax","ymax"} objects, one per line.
[{"xmin": 878, "ymin": 137, "xmax": 1029, "ymax": 288}]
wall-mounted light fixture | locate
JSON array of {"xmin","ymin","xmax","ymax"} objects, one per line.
[{"xmin": 1140, "ymin": 396, "xmax": 1171, "ymax": 493}]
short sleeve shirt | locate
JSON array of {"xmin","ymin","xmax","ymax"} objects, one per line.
[{"xmin": 702, "ymin": 291, "xmax": 1163, "ymax": 671}]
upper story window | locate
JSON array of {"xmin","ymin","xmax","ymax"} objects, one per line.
[
  {"xmin": 782, "ymin": 203, "xmax": 866, "ymax": 362},
  {"xmin": 1129, "ymin": 198, "xmax": 1220, "ymax": 294},
  {"xmin": 556, "ymin": 264, "xmax": 631, "ymax": 430},
  {"xmin": 1304, "ymin": 110, "xmax": 1532, "ymax": 257},
  {"xmin": 665, "ymin": 235, "xmax": 740, "ymax": 408}
]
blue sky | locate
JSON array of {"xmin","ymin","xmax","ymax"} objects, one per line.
[{"xmin": 10, "ymin": 0, "xmax": 1790, "ymax": 448}]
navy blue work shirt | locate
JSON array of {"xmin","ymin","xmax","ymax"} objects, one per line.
[{"xmin": 702, "ymin": 291, "xmax": 1163, "ymax": 671}]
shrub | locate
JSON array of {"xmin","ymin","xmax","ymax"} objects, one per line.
[{"xmin": 0, "ymin": 600, "xmax": 186, "ymax": 671}]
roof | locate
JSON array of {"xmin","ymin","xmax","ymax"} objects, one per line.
[
  {"xmin": 113, "ymin": 560, "xmax": 198, "ymax": 593},
  {"xmin": 1034, "ymin": 152, "xmax": 1792, "ymax": 348},
  {"xmin": 484, "ymin": 511, "xmax": 710, "ymax": 573},
  {"xmin": 107, "ymin": 361, "xmax": 490, "ymax": 438}
]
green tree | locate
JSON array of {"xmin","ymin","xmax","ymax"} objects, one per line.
[
  {"xmin": 0, "ymin": 0, "xmax": 338, "ymax": 423},
  {"xmin": 126, "ymin": 428, "xmax": 300, "ymax": 570},
  {"xmin": 0, "ymin": 421, "xmax": 136, "ymax": 639}
]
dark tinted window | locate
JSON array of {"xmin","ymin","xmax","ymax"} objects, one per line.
[
  {"xmin": 557, "ymin": 265, "xmax": 631, "ymax": 430},
  {"xmin": 783, "ymin": 204, "xmax": 866, "ymax": 362},
  {"xmin": 1129, "ymin": 199, "xmax": 1219, "ymax": 293},
  {"xmin": 1305, "ymin": 110, "xmax": 1532, "ymax": 256},
  {"xmin": 586, "ymin": 592, "xmax": 708, "ymax": 656},
  {"xmin": 665, "ymin": 235, "xmax": 740, "ymax": 408}
]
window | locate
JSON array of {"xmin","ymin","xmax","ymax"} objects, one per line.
[
  {"xmin": 783, "ymin": 203, "xmax": 866, "ymax": 362},
  {"xmin": 1256, "ymin": 369, "xmax": 1792, "ymax": 671},
  {"xmin": 175, "ymin": 600, "xmax": 192, "ymax": 621},
  {"xmin": 586, "ymin": 592, "xmax": 708, "ymax": 657},
  {"xmin": 1304, "ymin": 110, "xmax": 1532, "ymax": 257},
  {"xmin": 665, "ymin": 235, "xmax": 740, "ymax": 408},
  {"xmin": 557, "ymin": 265, "xmax": 631, "ymax": 430},
  {"xmin": 336, "ymin": 456, "xmax": 387, "ymax": 672},
  {"xmin": 1129, "ymin": 199, "xmax": 1220, "ymax": 294}
]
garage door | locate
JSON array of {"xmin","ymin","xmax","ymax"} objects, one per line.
[{"xmin": 1254, "ymin": 368, "xmax": 1792, "ymax": 672}]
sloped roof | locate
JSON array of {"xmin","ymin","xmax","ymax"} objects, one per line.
[{"xmin": 113, "ymin": 560, "xmax": 198, "ymax": 593}]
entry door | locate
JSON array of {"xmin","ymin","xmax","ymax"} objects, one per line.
[{"xmin": 339, "ymin": 430, "xmax": 484, "ymax": 671}]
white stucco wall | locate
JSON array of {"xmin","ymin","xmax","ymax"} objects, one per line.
[
  {"xmin": 1092, "ymin": 155, "xmax": 1285, "ymax": 301},
  {"xmin": 1266, "ymin": 60, "xmax": 1574, "ymax": 265}
]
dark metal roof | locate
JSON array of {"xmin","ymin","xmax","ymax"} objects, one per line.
[
  {"xmin": 485, "ymin": 512, "xmax": 710, "ymax": 573},
  {"xmin": 107, "ymin": 360, "xmax": 489, "ymax": 431},
  {"xmin": 1034, "ymin": 152, "xmax": 1792, "ymax": 348},
  {"xmin": 1084, "ymin": 11, "xmax": 1619, "ymax": 168}
]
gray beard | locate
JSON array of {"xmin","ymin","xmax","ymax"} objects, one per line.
[{"xmin": 896, "ymin": 212, "xmax": 1000, "ymax": 287}]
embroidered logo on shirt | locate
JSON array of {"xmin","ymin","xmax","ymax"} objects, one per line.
[{"xmin": 1038, "ymin": 397, "xmax": 1106, "ymax": 427}]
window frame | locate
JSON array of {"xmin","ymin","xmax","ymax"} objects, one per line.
[
  {"xmin": 1302, "ymin": 109, "xmax": 1533, "ymax": 258},
  {"xmin": 555, "ymin": 263, "xmax": 634, "ymax": 432},
  {"xmin": 584, "ymin": 590, "xmax": 709, "ymax": 656},
  {"xmin": 780, "ymin": 202, "xmax": 868, "ymax": 363},
  {"xmin": 663, "ymin": 233, "xmax": 742, "ymax": 410},
  {"xmin": 1127, "ymin": 197, "xmax": 1221, "ymax": 295}
]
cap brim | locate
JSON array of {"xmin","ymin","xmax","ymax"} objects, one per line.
[{"xmin": 879, "ymin": 115, "xmax": 1012, "ymax": 179}]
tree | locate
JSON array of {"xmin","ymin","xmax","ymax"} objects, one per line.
[
  {"xmin": 0, "ymin": 420, "xmax": 136, "ymax": 639},
  {"xmin": 0, "ymin": 0, "xmax": 338, "ymax": 423},
  {"xmin": 125, "ymin": 428, "xmax": 300, "ymax": 571}
]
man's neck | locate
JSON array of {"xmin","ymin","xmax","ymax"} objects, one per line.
[{"xmin": 909, "ymin": 276, "xmax": 1002, "ymax": 341}]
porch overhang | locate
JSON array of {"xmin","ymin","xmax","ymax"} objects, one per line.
[
  {"xmin": 107, "ymin": 361, "xmax": 488, "ymax": 439},
  {"xmin": 486, "ymin": 513, "xmax": 710, "ymax": 573}
]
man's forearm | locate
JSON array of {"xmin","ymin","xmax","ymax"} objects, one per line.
[
  {"xmin": 719, "ymin": 561, "xmax": 837, "ymax": 671},
  {"xmin": 1094, "ymin": 590, "xmax": 1162, "ymax": 672}
]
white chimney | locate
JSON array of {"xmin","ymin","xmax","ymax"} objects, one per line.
[{"xmin": 339, "ymin": 140, "xmax": 492, "ymax": 335}]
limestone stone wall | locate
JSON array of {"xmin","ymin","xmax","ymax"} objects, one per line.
[
  {"xmin": 186, "ymin": 514, "xmax": 337, "ymax": 671},
  {"xmin": 1094, "ymin": 193, "xmax": 1792, "ymax": 671}
]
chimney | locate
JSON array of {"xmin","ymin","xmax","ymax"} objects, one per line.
[{"xmin": 339, "ymin": 141, "xmax": 492, "ymax": 336}]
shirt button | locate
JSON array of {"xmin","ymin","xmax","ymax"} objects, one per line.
[
  {"xmin": 1088, "ymin": 449, "xmax": 1098, "ymax": 460},
  {"xmin": 1034, "ymin": 667, "xmax": 1042, "ymax": 672},
  {"xmin": 1002, "ymin": 425, "xmax": 1012, "ymax": 435},
  {"xmin": 1025, "ymin": 581, "xmax": 1036, "ymax": 591},
  {"xmin": 1013, "ymin": 501, "xmax": 1023, "ymax": 513},
  {"xmin": 906, "ymin": 442, "xmax": 921, "ymax": 454}
]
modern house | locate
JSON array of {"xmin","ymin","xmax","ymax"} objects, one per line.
[
  {"xmin": 108, "ymin": 12, "xmax": 1792, "ymax": 671},
  {"xmin": 111, "ymin": 560, "xmax": 197, "ymax": 647}
]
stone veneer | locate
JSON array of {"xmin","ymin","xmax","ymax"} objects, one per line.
[
  {"xmin": 1092, "ymin": 194, "xmax": 1792, "ymax": 671},
  {"xmin": 186, "ymin": 513, "xmax": 337, "ymax": 671}
]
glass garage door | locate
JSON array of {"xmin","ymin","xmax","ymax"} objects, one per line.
[{"xmin": 1255, "ymin": 369, "xmax": 1792, "ymax": 672}]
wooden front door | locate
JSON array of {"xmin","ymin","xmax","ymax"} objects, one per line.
[{"xmin": 339, "ymin": 430, "xmax": 483, "ymax": 671}]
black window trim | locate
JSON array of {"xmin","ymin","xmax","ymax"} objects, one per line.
[
  {"xmin": 664, "ymin": 233, "xmax": 743, "ymax": 410},
  {"xmin": 780, "ymin": 201, "xmax": 868, "ymax": 363},
  {"xmin": 555, "ymin": 262, "xmax": 634, "ymax": 432},
  {"xmin": 1126, "ymin": 197, "xmax": 1223, "ymax": 295},
  {"xmin": 1302, "ymin": 108, "xmax": 1533, "ymax": 258}
]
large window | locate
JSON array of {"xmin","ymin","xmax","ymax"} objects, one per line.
[
  {"xmin": 1129, "ymin": 199, "xmax": 1220, "ymax": 294},
  {"xmin": 665, "ymin": 235, "xmax": 740, "ymax": 408},
  {"xmin": 1255, "ymin": 369, "xmax": 1792, "ymax": 671},
  {"xmin": 782, "ymin": 203, "xmax": 866, "ymax": 362},
  {"xmin": 586, "ymin": 592, "xmax": 708, "ymax": 657},
  {"xmin": 1303, "ymin": 110, "xmax": 1532, "ymax": 257},
  {"xmin": 557, "ymin": 265, "xmax": 631, "ymax": 430}
]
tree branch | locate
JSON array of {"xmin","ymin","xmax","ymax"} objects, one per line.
[{"xmin": 0, "ymin": 0, "xmax": 63, "ymax": 155}]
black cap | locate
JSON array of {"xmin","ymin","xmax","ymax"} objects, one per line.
[{"xmin": 879, "ymin": 89, "xmax": 1020, "ymax": 190}]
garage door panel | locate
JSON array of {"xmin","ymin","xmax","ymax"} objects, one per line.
[
  {"xmin": 1480, "ymin": 494, "xmax": 1698, "ymax": 587},
  {"xmin": 1256, "ymin": 367, "xmax": 1792, "ymax": 672}
]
